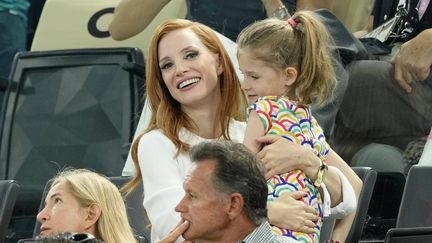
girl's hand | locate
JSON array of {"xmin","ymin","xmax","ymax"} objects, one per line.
[
  {"xmin": 256, "ymin": 135, "xmax": 320, "ymax": 180},
  {"xmin": 268, "ymin": 191, "xmax": 319, "ymax": 233}
]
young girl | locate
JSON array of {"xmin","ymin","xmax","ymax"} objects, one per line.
[{"xmin": 238, "ymin": 11, "xmax": 337, "ymax": 242}]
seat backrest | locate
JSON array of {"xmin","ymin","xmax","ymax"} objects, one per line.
[
  {"xmin": 362, "ymin": 171, "xmax": 406, "ymax": 240},
  {"xmin": 346, "ymin": 166, "xmax": 378, "ymax": 243},
  {"xmin": 0, "ymin": 180, "xmax": 20, "ymax": 243},
  {"xmin": 32, "ymin": 179, "xmax": 52, "ymax": 237},
  {"xmin": 319, "ymin": 216, "xmax": 336, "ymax": 243},
  {"xmin": 396, "ymin": 165, "xmax": 432, "ymax": 228},
  {"xmin": 384, "ymin": 227, "xmax": 432, "ymax": 243},
  {"xmin": 0, "ymin": 47, "xmax": 145, "ymax": 241},
  {"xmin": 319, "ymin": 167, "xmax": 377, "ymax": 243}
]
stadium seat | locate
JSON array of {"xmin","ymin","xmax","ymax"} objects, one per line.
[
  {"xmin": 109, "ymin": 176, "xmax": 150, "ymax": 242},
  {"xmin": 396, "ymin": 165, "xmax": 432, "ymax": 228},
  {"xmin": 368, "ymin": 165, "xmax": 432, "ymax": 243},
  {"xmin": 33, "ymin": 177, "xmax": 150, "ymax": 243},
  {"xmin": 0, "ymin": 47, "xmax": 145, "ymax": 241},
  {"xmin": 320, "ymin": 167, "xmax": 377, "ymax": 243},
  {"xmin": 0, "ymin": 180, "xmax": 20, "ymax": 243},
  {"xmin": 363, "ymin": 172, "xmax": 406, "ymax": 240},
  {"xmin": 384, "ymin": 227, "xmax": 432, "ymax": 243},
  {"xmin": 346, "ymin": 167, "xmax": 377, "ymax": 243}
]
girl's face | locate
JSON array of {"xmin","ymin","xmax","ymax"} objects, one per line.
[
  {"xmin": 238, "ymin": 49, "xmax": 296, "ymax": 104},
  {"xmin": 158, "ymin": 28, "xmax": 223, "ymax": 109},
  {"xmin": 36, "ymin": 181, "xmax": 90, "ymax": 237}
]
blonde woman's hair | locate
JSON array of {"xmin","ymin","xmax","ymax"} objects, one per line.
[
  {"xmin": 237, "ymin": 11, "xmax": 337, "ymax": 105},
  {"xmin": 124, "ymin": 18, "xmax": 247, "ymax": 193},
  {"xmin": 51, "ymin": 169, "xmax": 137, "ymax": 243}
]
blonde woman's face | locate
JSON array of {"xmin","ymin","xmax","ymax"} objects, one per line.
[
  {"xmin": 158, "ymin": 28, "xmax": 223, "ymax": 110},
  {"xmin": 36, "ymin": 181, "xmax": 89, "ymax": 237}
]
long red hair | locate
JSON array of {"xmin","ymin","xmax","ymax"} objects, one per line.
[{"xmin": 124, "ymin": 19, "xmax": 246, "ymax": 193}]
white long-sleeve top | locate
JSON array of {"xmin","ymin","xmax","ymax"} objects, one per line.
[
  {"xmin": 138, "ymin": 120, "xmax": 246, "ymax": 242},
  {"xmin": 135, "ymin": 120, "xmax": 356, "ymax": 242}
]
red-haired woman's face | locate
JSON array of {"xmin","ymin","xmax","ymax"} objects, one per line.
[{"xmin": 158, "ymin": 28, "xmax": 223, "ymax": 110}]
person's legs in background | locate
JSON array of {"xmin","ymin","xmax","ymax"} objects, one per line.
[
  {"xmin": 0, "ymin": 10, "xmax": 27, "ymax": 80},
  {"xmin": 0, "ymin": 9, "xmax": 28, "ymax": 112},
  {"xmin": 333, "ymin": 60, "xmax": 432, "ymax": 170},
  {"xmin": 312, "ymin": 55, "xmax": 349, "ymax": 138},
  {"xmin": 351, "ymin": 143, "xmax": 405, "ymax": 173}
]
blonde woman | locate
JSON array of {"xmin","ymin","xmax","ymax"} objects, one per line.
[{"xmin": 36, "ymin": 169, "xmax": 137, "ymax": 243}]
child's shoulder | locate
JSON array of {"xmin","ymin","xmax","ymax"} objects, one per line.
[{"xmin": 257, "ymin": 95, "xmax": 298, "ymax": 107}]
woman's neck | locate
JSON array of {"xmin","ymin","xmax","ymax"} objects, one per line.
[{"xmin": 181, "ymin": 95, "xmax": 222, "ymax": 139}]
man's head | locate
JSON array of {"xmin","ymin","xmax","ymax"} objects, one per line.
[{"xmin": 175, "ymin": 141, "xmax": 268, "ymax": 242}]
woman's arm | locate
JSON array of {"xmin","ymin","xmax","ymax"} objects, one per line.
[
  {"xmin": 256, "ymin": 135, "xmax": 359, "ymax": 236},
  {"xmin": 325, "ymin": 148, "xmax": 362, "ymax": 242},
  {"xmin": 255, "ymin": 136, "xmax": 342, "ymax": 223},
  {"xmin": 138, "ymin": 131, "xmax": 186, "ymax": 242},
  {"xmin": 109, "ymin": 0, "xmax": 170, "ymax": 40},
  {"xmin": 256, "ymin": 135, "xmax": 343, "ymax": 203},
  {"xmin": 267, "ymin": 191, "xmax": 319, "ymax": 233}
]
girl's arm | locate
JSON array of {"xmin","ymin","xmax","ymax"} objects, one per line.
[{"xmin": 243, "ymin": 111, "xmax": 266, "ymax": 154}]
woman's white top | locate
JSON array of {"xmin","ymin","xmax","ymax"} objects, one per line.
[
  {"xmin": 131, "ymin": 120, "xmax": 355, "ymax": 242},
  {"xmin": 138, "ymin": 120, "xmax": 246, "ymax": 242}
]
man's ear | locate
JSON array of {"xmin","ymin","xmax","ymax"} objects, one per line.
[
  {"xmin": 226, "ymin": 192, "xmax": 244, "ymax": 220},
  {"xmin": 283, "ymin": 66, "xmax": 298, "ymax": 86},
  {"xmin": 84, "ymin": 204, "xmax": 101, "ymax": 229}
]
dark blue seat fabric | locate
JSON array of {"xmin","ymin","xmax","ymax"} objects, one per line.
[
  {"xmin": 0, "ymin": 47, "xmax": 145, "ymax": 242},
  {"xmin": 0, "ymin": 180, "xmax": 20, "ymax": 243}
]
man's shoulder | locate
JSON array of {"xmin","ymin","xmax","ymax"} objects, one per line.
[{"xmin": 242, "ymin": 222, "xmax": 299, "ymax": 243}]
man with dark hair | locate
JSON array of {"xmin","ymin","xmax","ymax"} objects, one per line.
[{"xmin": 159, "ymin": 141, "xmax": 298, "ymax": 243}]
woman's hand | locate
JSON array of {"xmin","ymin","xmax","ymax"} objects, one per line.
[
  {"xmin": 268, "ymin": 191, "xmax": 319, "ymax": 233},
  {"xmin": 157, "ymin": 220, "xmax": 191, "ymax": 243},
  {"xmin": 256, "ymin": 135, "xmax": 320, "ymax": 179}
]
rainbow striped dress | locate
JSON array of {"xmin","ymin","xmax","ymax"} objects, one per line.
[{"xmin": 250, "ymin": 96, "xmax": 329, "ymax": 243}]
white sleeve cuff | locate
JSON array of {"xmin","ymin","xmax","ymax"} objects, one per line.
[{"xmin": 329, "ymin": 167, "xmax": 357, "ymax": 218}]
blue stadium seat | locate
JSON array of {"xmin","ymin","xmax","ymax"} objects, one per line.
[
  {"xmin": 0, "ymin": 47, "xmax": 145, "ymax": 241},
  {"xmin": 0, "ymin": 180, "xmax": 20, "ymax": 243}
]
